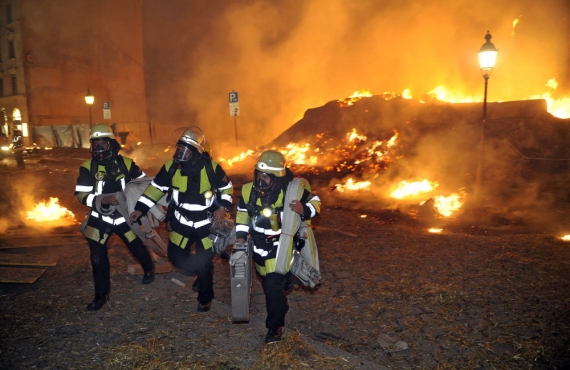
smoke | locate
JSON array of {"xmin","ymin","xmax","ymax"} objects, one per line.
[{"xmin": 143, "ymin": 0, "xmax": 570, "ymax": 154}]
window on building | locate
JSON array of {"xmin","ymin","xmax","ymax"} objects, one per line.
[
  {"xmin": 11, "ymin": 75, "xmax": 17, "ymax": 95},
  {"xmin": 0, "ymin": 78, "xmax": 3, "ymax": 97},
  {"xmin": 6, "ymin": 4, "xmax": 13, "ymax": 24},
  {"xmin": 9, "ymin": 40, "xmax": 15, "ymax": 59}
]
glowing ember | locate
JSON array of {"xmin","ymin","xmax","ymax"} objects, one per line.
[
  {"xmin": 390, "ymin": 180, "xmax": 438, "ymax": 199},
  {"xmin": 428, "ymin": 228, "xmax": 443, "ymax": 233},
  {"xmin": 334, "ymin": 178, "xmax": 371, "ymax": 192},
  {"xmin": 560, "ymin": 235, "xmax": 570, "ymax": 241},
  {"xmin": 512, "ymin": 17, "xmax": 521, "ymax": 35},
  {"xmin": 360, "ymin": 215, "xmax": 367, "ymax": 218},
  {"xmin": 26, "ymin": 197, "xmax": 75, "ymax": 222},
  {"xmin": 433, "ymin": 193, "xmax": 464, "ymax": 217}
]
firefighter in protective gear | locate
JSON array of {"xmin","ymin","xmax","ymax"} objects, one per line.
[
  {"xmin": 235, "ymin": 149, "xmax": 321, "ymax": 343},
  {"xmin": 10, "ymin": 128, "xmax": 25, "ymax": 169},
  {"xmin": 130, "ymin": 127, "xmax": 234, "ymax": 312},
  {"xmin": 75, "ymin": 123, "xmax": 155, "ymax": 311}
]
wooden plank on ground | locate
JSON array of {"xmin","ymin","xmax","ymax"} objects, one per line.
[
  {"xmin": 0, "ymin": 233, "xmax": 82, "ymax": 240},
  {"xmin": 0, "ymin": 240, "xmax": 84, "ymax": 250},
  {"xmin": 0, "ymin": 267, "xmax": 46, "ymax": 284},
  {"xmin": 128, "ymin": 262, "xmax": 172, "ymax": 275},
  {"xmin": 0, "ymin": 252, "xmax": 57, "ymax": 267}
]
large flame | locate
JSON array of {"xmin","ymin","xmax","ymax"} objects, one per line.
[
  {"xmin": 26, "ymin": 197, "xmax": 76, "ymax": 222},
  {"xmin": 390, "ymin": 180, "xmax": 438, "ymax": 199}
]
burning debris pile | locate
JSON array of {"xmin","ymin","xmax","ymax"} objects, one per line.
[{"xmin": 222, "ymin": 91, "xmax": 570, "ymax": 231}]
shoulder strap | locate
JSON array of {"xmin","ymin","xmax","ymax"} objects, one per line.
[
  {"xmin": 89, "ymin": 158, "xmax": 98, "ymax": 179},
  {"xmin": 117, "ymin": 155, "xmax": 131, "ymax": 183},
  {"xmin": 246, "ymin": 184, "xmax": 259, "ymax": 217},
  {"xmin": 202, "ymin": 155, "xmax": 219, "ymax": 190}
]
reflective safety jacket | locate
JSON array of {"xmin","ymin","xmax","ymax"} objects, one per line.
[
  {"xmin": 235, "ymin": 179, "xmax": 321, "ymax": 275},
  {"xmin": 134, "ymin": 159, "xmax": 233, "ymax": 249},
  {"xmin": 75, "ymin": 156, "xmax": 146, "ymax": 225}
]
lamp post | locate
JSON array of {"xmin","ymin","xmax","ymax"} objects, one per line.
[
  {"xmin": 478, "ymin": 31, "xmax": 498, "ymax": 122},
  {"xmin": 85, "ymin": 88, "xmax": 94, "ymax": 126},
  {"xmin": 475, "ymin": 31, "xmax": 498, "ymax": 198}
]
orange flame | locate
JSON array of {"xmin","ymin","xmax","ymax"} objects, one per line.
[
  {"xmin": 433, "ymin": 193, "xmax": 464, "ymax": 217},
  {"xmin": 338, "ymin": 90, "xmax": 373, "ymax": 106},
  {"xmin": 26, "ymin": 197, "xmax": 76, "ymax": 222},
  {"xmin": 390, "ymin": 180, "xmax": 438, "ymax": 199},
  {"xmin": 334, "ymin": 178, "xmax": 371, "ymax": 192}
]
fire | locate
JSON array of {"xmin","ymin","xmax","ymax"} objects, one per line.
[
  {"xmin": 338, "ymin": 90, "xmax": 373, "ymax": 106},
  {"xmin": 219, "ymin": 149, "xmax": 255, "ymax": 167},
  {"xmin": 334, "ymin": 178, "xmax": 371, "ymax": 192},
  {"xmin": 277, "ymin": 143, "xmax": 317, "ymax": 165},
  {"xmin": 347, "ymin": 128, "xmax": 367, "ymax": 142},
  {"xmin": 512, "ymin": 16, "xmax": 522, "ymax": 36},
  {"xmin": 560, "ymin": 235, "xmax": 570, "ymax": 241},
  {"xmin": 390, "ymin": 180, "xmax": 438, "ymax": 199},
  {"xmin": 26, "ymin": 197, "xmax": 75, "ymax": 222},
  {"xmin": 428, "ymin": 228, "xmax": 442, "ymax": 233},
  {"xmin": 433, "ymin": 193, "xmax": 464, "ymax": 217},
  {"xmin": 529, "ymin": 79, "xmax": 570, "ymax": 119}
]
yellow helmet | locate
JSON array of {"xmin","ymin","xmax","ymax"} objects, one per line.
[
  {"xmin": 255, "ymin": 150, "xmax": 286, "ymax": 177},
  {"xmin": 90, "ymin": 123, "xmax": 115, "ymax": 140}
]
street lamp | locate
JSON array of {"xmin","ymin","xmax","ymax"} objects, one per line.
[
  {"xmin": 85, "ymin": 88, "xmax": 94, "ymax": 126},
  {"xmin": 478, "ymin": 31, "xmax": 498, "ymax": 122}
]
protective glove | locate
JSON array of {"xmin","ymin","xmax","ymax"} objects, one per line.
[{"xmin": 290, "ymin": 250, "xmax": 321, "ymax": 288}]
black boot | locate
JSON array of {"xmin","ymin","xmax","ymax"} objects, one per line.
[
  {"xmin": 191, "ymin": 276, "xmax": 199, "ymax": 292},
  {"xmin": 265, "ymin": 327, "xmax": 284, "ymax": 343},
  {"xmin": 197, "ymin": 301, "xmax": 211, "ymax": 312},
  {"xmin": 87, "ymin": 294, "xmax": 109, "ymax": 311},
  {"xmin": 142, "ymin": 270, "xmax": 155, "ymax": 284}
]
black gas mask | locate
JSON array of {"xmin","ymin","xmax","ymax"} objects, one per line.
[
  {"xmin": 254, "ymin": 170, "xmax": 286, "ymax": 196},
  {"xmin": 90, "ymin": 138, "xmax": 120, "ymax": 164}
]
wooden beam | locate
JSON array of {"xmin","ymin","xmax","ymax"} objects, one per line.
[
  {"xmin": 0, "ymin": 267, "xmax": 46, "ymax": 284},
  {"xmin": 128, "ymin": 262, "xmax": 172, "ymax": 276},
  {"xmin": 0, "ymin": 253, "xmax": 57, "ymax": 267}
]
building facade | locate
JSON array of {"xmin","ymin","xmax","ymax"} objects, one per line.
[{"xmin": 0, "ymin": 0, "xmax": 149, "ymax": 146}]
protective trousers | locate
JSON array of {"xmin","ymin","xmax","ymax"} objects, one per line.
[
  {"xmin": 168, "ymin": 219, "xmax": 215, "ymax": 304},
  {"xmin": 87, "ymin": 221, "xmax": 154, "ymax": 295},
  {"xmin": 261, "ymin": 272, "xmax": 289, "ymax": 330}
]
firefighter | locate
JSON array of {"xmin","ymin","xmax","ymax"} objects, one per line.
[
  {"xmin": 75, "ymin": 123, "xmax": 155, "ymax": 311},
  {"xmin": 235, "ymin": 150, "xmax": 321, "ymax": 343},
  {"xmin": 129, "ymin": 127, "xmax": 233, "ymax": 312},
  {"xmin": 10, "ymin": 128, "xmax": 25, "ymax": 169}
]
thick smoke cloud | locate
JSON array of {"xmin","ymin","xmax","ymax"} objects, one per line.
[{"xmin": 143, "ymin": 0, "xmax": 570, "ymax": 153}]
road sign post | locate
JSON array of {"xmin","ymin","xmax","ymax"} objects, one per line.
[
  {"xmin": 229, "ymin": 92, "xmax": 239, "ymax": 147},
  {"xmin": 103, "ymin": 101, "xmax": 111, "ymax": 120}
]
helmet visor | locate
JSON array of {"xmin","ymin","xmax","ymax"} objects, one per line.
[
  {"xmin": 174, "ymin": 144, "xmax": 193, "ymax": 162},
  {"xmin": 90, "ymin": 139, "xmax": 110, "ymax": 153}
]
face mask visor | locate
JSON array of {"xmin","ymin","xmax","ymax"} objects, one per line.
[
  {"xmin": 174, "ymin": 144, "xmax": 193, "ymax": 162},
  {"xmin": 90, "ymin": 139, "xmax": 110, "ymax": 154}
]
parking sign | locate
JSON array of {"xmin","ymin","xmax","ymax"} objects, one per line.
[{"xmin": 229, "ymin": 91, "xmax": 240, "ymax": 116}]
